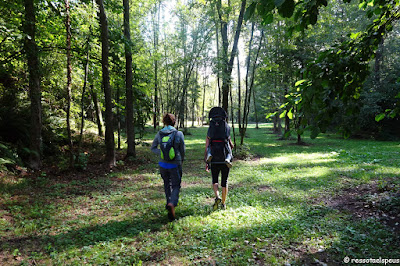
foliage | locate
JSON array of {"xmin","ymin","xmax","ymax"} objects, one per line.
[{"xmin": 0, "ymin": 142, "xmax": 21, "ymax": 171}]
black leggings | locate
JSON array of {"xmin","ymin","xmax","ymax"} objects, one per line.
[{"xmin": 211, "ymin": 164, "xmax": 230, "ymax": 187}]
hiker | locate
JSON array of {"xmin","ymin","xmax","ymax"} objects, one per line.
[
  {"xmin": 204, "ymin": 107, "xmax": 234, "ymax": 210},
  {"xmin": 151, "ymin": 113, "xmax": 185, "ymax": 221}
]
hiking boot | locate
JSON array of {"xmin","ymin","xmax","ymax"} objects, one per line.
[
  {"xmin": 221, "ymin": 203, "xmax": 226, "ymax": 210},
  {"xmin": 166, "ymin": 203, "xmax": 175, "ymax": 222},
  {"xmin": 225, "ymin": 159, "xmax": 232, "ymax": 168},
  {"xmin": 213, "ymin": 197, "xmax": 221, "ymax": 211}
]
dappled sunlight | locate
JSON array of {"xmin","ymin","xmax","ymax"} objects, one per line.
[
  {"xmin": 257, "ymin": 152, "xmax": 338, "ymax": 167},
  {"xmin": 180, "ymin": 204, "xmax": 298, "ymax": 232},
  {"xmin": 185, "ymin": 139, "xmax": 206, "ymax": 145}
]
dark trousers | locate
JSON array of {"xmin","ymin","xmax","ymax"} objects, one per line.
[
  {"xmin": 211, "ymin": 164, "xmax": 230, "ymax": 187},
  {"xmin": 160, "ymin": 165, "xmax": 182, "ymax": 207}
]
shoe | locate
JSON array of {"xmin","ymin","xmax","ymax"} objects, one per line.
[
  {"xmin": 221, "ymin": 203, "xmax": 226, "ymax": 210},
  {"xmin": 225, "ymin": 159, "xmax": 232, "ymax": 168},
  {"xmin": 166, "ymin": 203, "xmax": 175, "ymax": 222},
  {"xmin": 213, "ymin": 197, "xmax": 221, "ymax": 211},
  {"xmin": 206, "ymin": 154, "xmax": 213, "ymax": 163}
]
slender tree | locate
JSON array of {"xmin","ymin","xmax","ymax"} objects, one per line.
[
  {"xmin": 152, "ymin": 1, "xmax": 160, "ymax": 131},
  {"xmin": 96, "ymin": 0, "xmax": 115, "ymax": 167},
  {"xmin": 24, "ymin": 0, "xmax": 42, "ymax": 170},
  {"xmin": 240, "ymin": 24, "xmax": 264, "ymax": 145},
  {"xmin": 65, "ymin": 0, "xmax": 74, "ymax": 168},
  {"xmin": 78, "ymin": 30, "xmax": 91, "ymax": 148},
  {"xmin": 90, "ymin": 84, "xmax": 104, "ymax": 137},
  {"xmin": 123, "ymin": 0, "xmax": 135, "ymax": 158},
  {"xmin": 216, "ymin": 0, "xmax": 246, "ymax": 112}
]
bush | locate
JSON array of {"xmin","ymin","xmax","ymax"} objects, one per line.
[
  {"xmin": 234, "ymin": 143, "xmax": 252, "ymax": 160},
  {"xmin": 0, "ymin": 142, "xmax": 22, "ymax": 171}
]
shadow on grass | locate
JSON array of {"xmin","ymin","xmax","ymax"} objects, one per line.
[{"xmin": 0, "ymin": 212, "xmax": 169, "ymax": 255}]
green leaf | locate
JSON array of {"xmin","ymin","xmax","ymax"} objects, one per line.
[
  {"xmin": 244, "ymin": 2, "xmax": 257, "ymax": 21},
  {"xmin": 375, "ymin": 113, "xmax": 385, "ymax": 122},
  {"xmin": 350, "ymin": 32, "xmax": 361, "ymax": 39},
  {"xmin": 262, "ymin": 13, "xmax": 274, "ymax": 24},
  {"xmin": 266, "ymin": 112, "xmax": 277, "ymax": 119},
  {"xmin": 295, "ymin": 79, "xmax": 307, "ymax": 86},
  {"xmin": 287, "ymin": 108, "xmax": 293, "ymax": 119},
  {"xmin": 278, "ymin": 0, "xmax": 295, "ymax": 18}
]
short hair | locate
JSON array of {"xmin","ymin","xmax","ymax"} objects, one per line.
[{"xmin": 162, "ymin": 113, "xmax": 176, "ymax": 126}]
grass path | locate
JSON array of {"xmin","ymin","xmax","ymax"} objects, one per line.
[{"xmin": 1, "ymin": 124, "xmax": 399, "ymax": 265}]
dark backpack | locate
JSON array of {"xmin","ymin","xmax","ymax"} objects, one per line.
[
  {"xmin": 208, "ymin": 107, "xmax": 230, "ymax": 162},
  {"xmin": 208, "ymin": 117, "xmax": 229, "ymax": 140},
  {"xmin": 159, "ymin": 130, "xmax": 177, "ymax": 161}
]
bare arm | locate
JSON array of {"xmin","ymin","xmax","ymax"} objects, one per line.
[
  {"xmin": 204, "ymin": 137, "xmax": 210, "ymax": 162},
  {"xmin": 228, "ymin": 137, "xmax": 234, "ymax": 149}
]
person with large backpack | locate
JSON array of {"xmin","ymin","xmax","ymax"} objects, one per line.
[
  {"xmin": 204, "ymin": 107, "xmax": 234, "ymax": 210},
  {"xmin": 151, "ymin": 113, "xmax": 185, "ymax": 221}
]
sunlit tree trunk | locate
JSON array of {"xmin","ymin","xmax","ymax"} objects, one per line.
[
  {"xmin": 90, "ymin": 85, "xmax": 104, "ymax": 137},
  {"xmin": 96, "ymin": 0, "xmax": 115, "ymax": 168},
  {"xmin": 24, "ymin": 0, "xmax": 42, "ymax": 170}
]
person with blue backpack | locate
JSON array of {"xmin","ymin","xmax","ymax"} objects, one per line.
[
  {"xmin": 151, "ymin": 113, "xmax": 185, "ymax": 221},
  {"xmin": 204, "ymin": 107, "xmax": 234, "ymax": 210}
]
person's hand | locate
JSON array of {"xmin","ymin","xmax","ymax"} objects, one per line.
[{"xmin": 205, "ymin": 163, "xmax": 210, "ymax": 172}]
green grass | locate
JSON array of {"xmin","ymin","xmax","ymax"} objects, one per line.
[{"xmin": 0, "ymin": 123, "xmax": 399, "ymax": 265}]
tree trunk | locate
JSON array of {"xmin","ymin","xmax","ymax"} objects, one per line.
[
  {"xmin": 297, "ymin": 116, "xmax": 302, "ymax": 144},
  {"xmin": 217, "ymin": 0, "xmax": 246, "ymax": 112},
  {"xmin": 284, "ymin": 86, "xmax": 290, "ymax": 137},
  {"xmin": 237, "ymin": 52, "xmax": 244, "ymax": 145},
  {"xmin": 96, "ymin": 0, "xmax": 115, "ymax": 167},
  {"xmin": 124, "ymin": 0, "xmax": 135, "ymax": 158},
  {"xmin": 90, "ymin": 85, "xmax": 104, "ymax": 137},
  {"xmin": 24, "ymin": 0, "xmax": 42, "ymax": 170},
  {"xmin": 65, "ymin": 0, "xmax": 74, "ymax": 168},
  {"xmin": 374, "ymin": 38, "xmax": 384, "ymax": 84},
  {"xmin": 78, "ymin": 33, "xmax": 90, "ymax": 149},
  {"xmin": 241, "ymin": 22, "xmax": 255, "ymax": 145},
  {"xmin": 116, "ymin": 86, "xmax": 121, "ymax": 150},
  {"xmin": 252, "ymin": 86, "xmax": 259, "ymax": 129},
  {"xmin": 241, "ymin": 26, "xmax": 264, "ymax": 145},
  {"xmin": 202, "ymin": 64, "xmax": 207, "ymax": 126},
  {"xmin": 273, "ymin": 114, "xmax": 282, "ymax": 135},
  {"xmin": 229, "ymin": 80, "xmax": 236, "ymax": 151},
  {"xmin": 153, "ymin": 1, "xmax": 160, "ymax": 131},
  {"xmin": 214, "ymin": 6, "xmax": 222, "ymax": 106}
]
